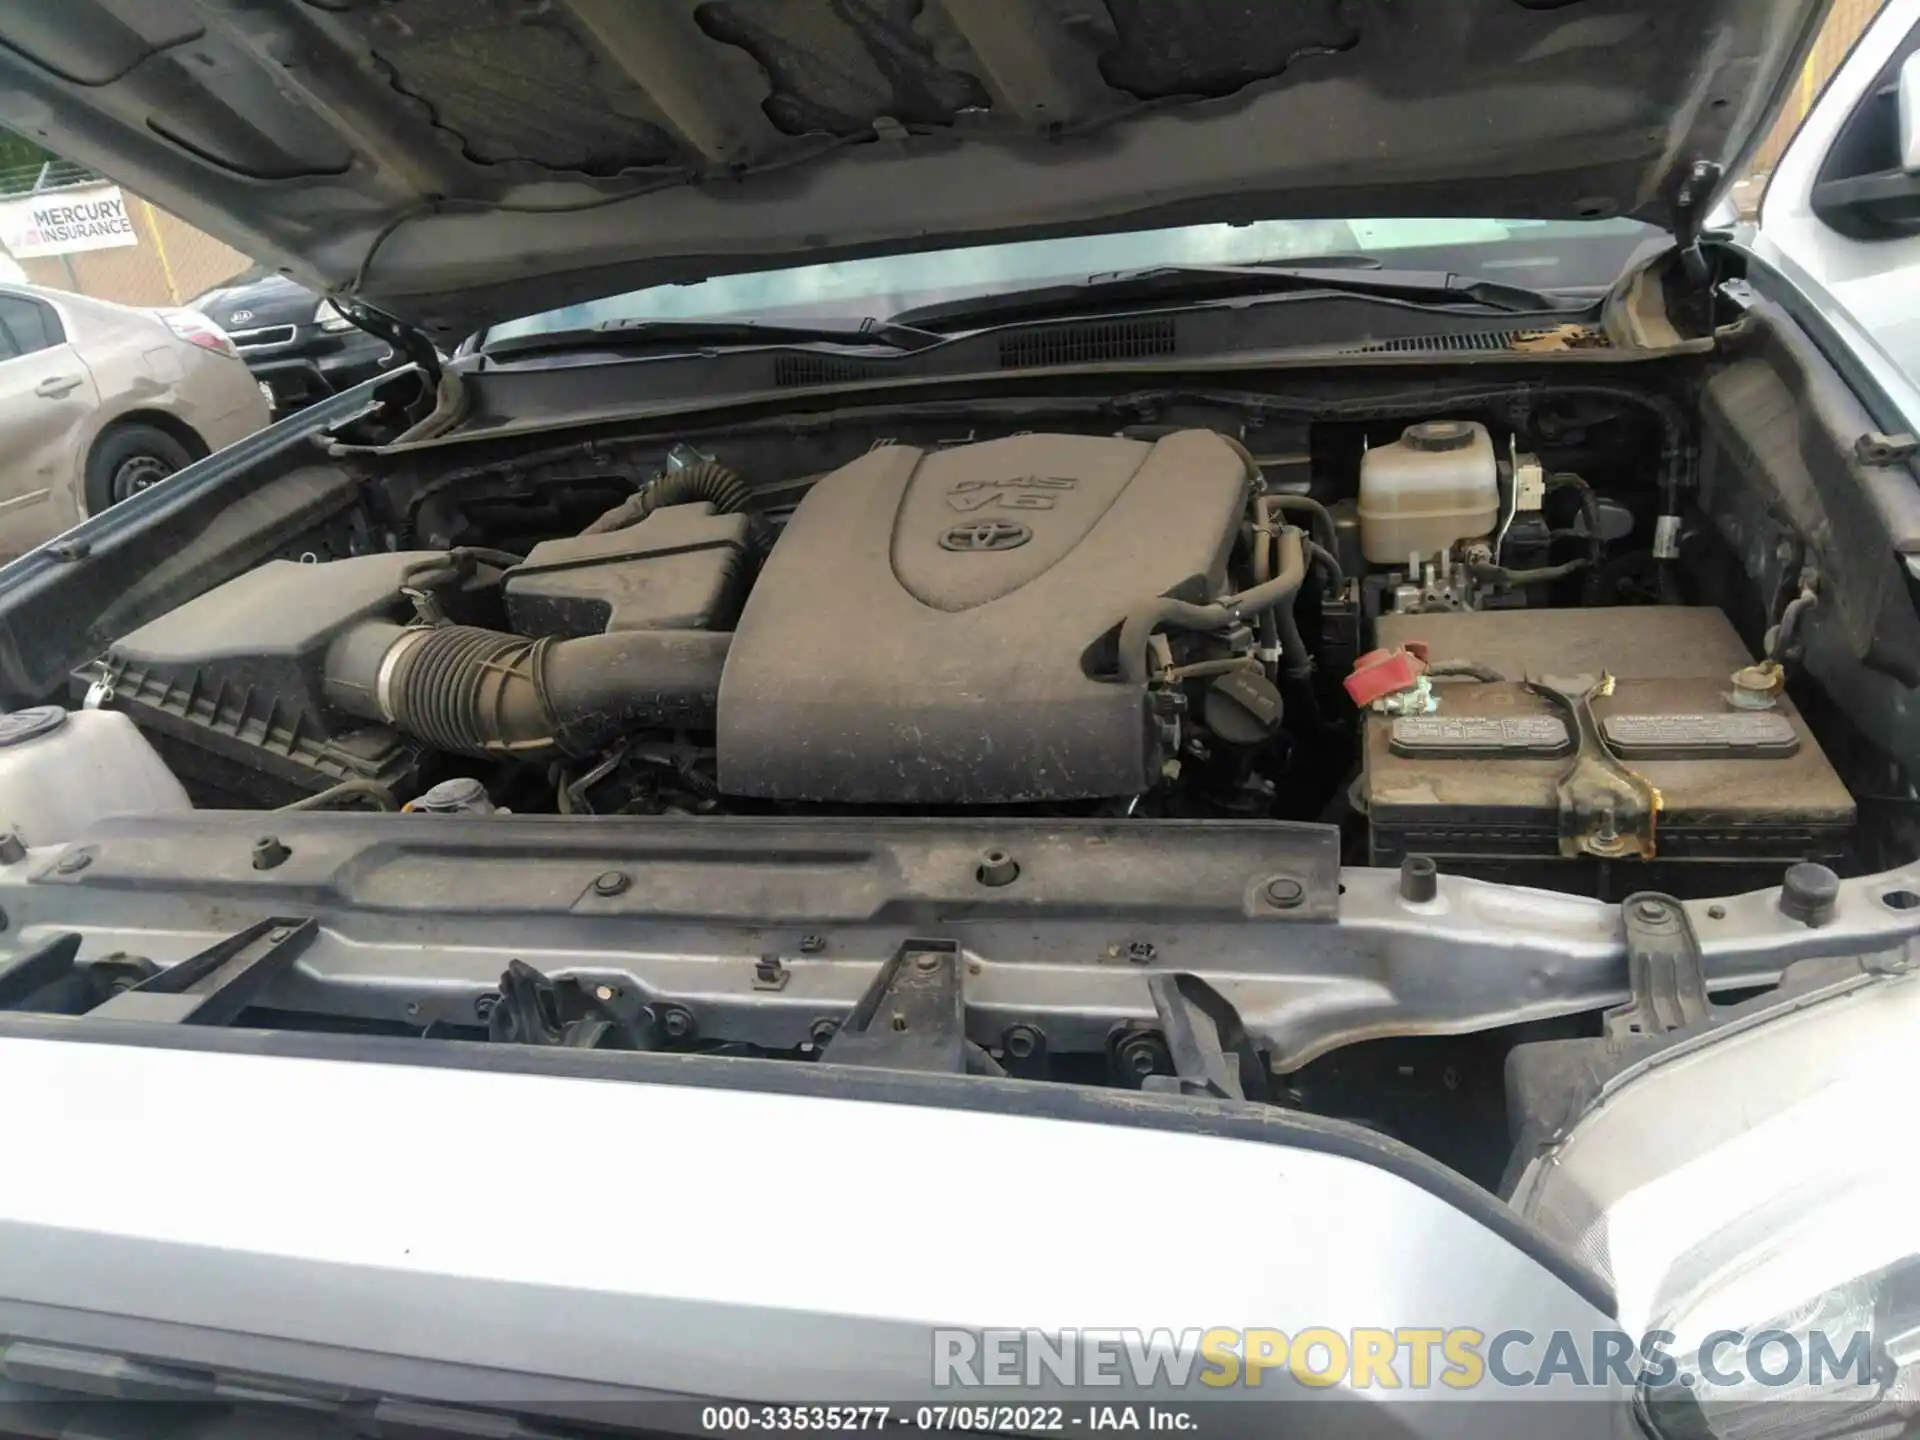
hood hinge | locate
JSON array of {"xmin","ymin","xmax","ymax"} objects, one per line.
[
  {"xmin": 1673, "ymin": 159, "xmax": 1726, "ymax": 290},
  {"xmin": 339, "ymin": 300, "xmax": 443, "ymax": 388}
]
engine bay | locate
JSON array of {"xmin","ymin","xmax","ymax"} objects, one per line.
[
  {"xmin": 0, "ymin": 350, "xmax": 1910, "ymax": 1191},
  {"xmin": 74, "ymin": 387, "xmax": 1859, "ymax": 902}
]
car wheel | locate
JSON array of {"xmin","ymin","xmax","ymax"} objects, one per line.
[{"xmin": 84, "ymin": 424, "xmax": 195, "ymax": 513}]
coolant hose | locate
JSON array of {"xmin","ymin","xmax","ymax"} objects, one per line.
[
  {"xmin": 1224, "ymin": 436, "xmax": 1340, "ymax": 555},
  {"xmin": 582, "ymin": 461, "xmax": 751, "ymax": 535},
  {"xmin": 324, "ymin": 622, "xmax": 732, "ymax": 759},
  {"xmin": 278, "ymin": 779, "xmax": 399, "ymax": 812},
  {"xmin": 1271, "ymin": 496, "xmax": 1340, "ymax": 557},
  {"xmin": 1118, "ymin": 527, "xmax": 1308, "ymax": 685},
  {"xmin": 1271, "ymin": 534, "xmax": 1322, "ymax": 731},
  {"xmin": 1303, "ymin": 538, "xmax": 1346, "ymax": 595},
  {"xmin": 1547, "ymin": 472, "xmax": 1605, "ymax": 603},
  {"xmin": 1468, "ymin": 558, "xmax": 1590, "ymax": 587}
]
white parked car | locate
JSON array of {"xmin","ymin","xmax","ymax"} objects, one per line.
[{"xmin": 0, "ymin": 280, "xmax": 268, "ymax": 557}]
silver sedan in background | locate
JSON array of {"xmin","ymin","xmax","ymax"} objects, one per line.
[{"xmin": 0, "ymin": 280, "xmax": 269, "ymax": 559}]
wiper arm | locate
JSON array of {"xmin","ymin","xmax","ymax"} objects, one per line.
[
  {"xmin": 889, "ymin": 264, "xmax": 1588, "ymax": 330},
  {"xmin": 481, "ymin": 315, "xmax": 945, "ymax": 361}
]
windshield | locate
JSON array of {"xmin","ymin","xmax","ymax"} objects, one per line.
[{"xmin": 483, "ymin": 216, "xmax": 1661, "ymax": 345}]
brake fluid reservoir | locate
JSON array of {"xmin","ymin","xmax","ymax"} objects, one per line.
[
  {"xmin": 1357, "ymin": 420, "xmax": 1500, "ymax": 565},
  {"xmin": 0, "ymin": 707, "xmax": 190, "ymax": 847}
]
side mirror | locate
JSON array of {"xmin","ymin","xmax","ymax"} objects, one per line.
[
  {"xmin": 1813, "ymin": 47, "xmax": 1920, "ymax": 238},
  {"xmin": 1812, "ymin": 51, "xmax": 1920, "ymax": 240},
  {"xmin": 1902, "ymin": 48, "xmax": 1920, "ymax": 172}
]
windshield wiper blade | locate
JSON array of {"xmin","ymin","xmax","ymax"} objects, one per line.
[
  {"xmin": 481, "ymin": 315, "xmax": 945, "ymax": 361},
  {"xmin": 888, "ymin": 264, "xmax": 1588, "ymax": 330}
]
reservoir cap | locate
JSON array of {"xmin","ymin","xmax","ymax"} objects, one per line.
[
  {"xmin": 1404, "ymin": 420, "xmax": 1476, "ymax": 453},
  {"xmin": 0, "ymin": 707, "xmax": 67, "ymax": 748}
]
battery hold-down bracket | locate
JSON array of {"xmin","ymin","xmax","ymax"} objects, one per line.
[{"xmin": 1526, "ymin": 672, "xmax": 1662, "ymax": 860}]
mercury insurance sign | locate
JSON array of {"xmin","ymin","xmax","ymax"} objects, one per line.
[{"xmin": 0, "ymin": 183, "xmax": 139, "ymax": 258}]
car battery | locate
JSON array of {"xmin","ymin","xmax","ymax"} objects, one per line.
[{"xmin": 1361, "ymin": 608, "xmax": 1854, "ymax": 889}]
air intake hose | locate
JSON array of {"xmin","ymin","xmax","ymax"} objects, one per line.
[
  {"xmin": 324, "ymin": 622, "xmax": 730, "ymax": 759},
  {"xmin": 582, "ymin": 461, "xmax": 751, "ymax": 535}
]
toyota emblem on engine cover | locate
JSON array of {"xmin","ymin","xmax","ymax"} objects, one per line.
[{"xmin": 940, "ymin": 519, "xmax": 1032, "ymax": 552}]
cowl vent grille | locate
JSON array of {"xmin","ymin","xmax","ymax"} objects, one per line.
[
  {"xmin": 1346, "ymin": 327, "xmax": 1612, "ymax": 355},
  {"xmin": 772, "ymin": 354, "xmax": 883, "ymax": 387},
  {"xmin": 999, "ymin": 318, "xmax": 1178, "ymax": 368}
]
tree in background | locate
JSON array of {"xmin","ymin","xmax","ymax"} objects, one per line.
[
  {"xmin": 0, "ymin": 129, "xmax": 54, "ymax": 180},
  {"xmin": 0, "ymin": 130, "xmax": 55, "ymax": 281}
]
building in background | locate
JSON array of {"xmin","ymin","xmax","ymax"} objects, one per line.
[
  {"xmin": 1731, "ymin": 0, "xmax": 1889, "ymax": 215},
  {"xmin": 1759, "ymin": 0, "xmax": 1890, "ymax": 171},
  {"xmin": 0, "ymin": 157, "xmax": 249, "ymax": 308}
]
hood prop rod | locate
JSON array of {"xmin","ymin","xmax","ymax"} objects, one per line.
[{"xmin": 1672, "ymin": 159, "xmax": 1726, "ymax": 291}]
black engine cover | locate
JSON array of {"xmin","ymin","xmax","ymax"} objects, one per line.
[{"xmin": 717, "ymin": 431, "xmax": 1247, "ymax": 803}]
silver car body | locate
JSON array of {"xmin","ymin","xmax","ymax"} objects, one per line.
[{"xmin": 0, "ymin": 1024, "xmax": 1618, "ymax": 1433}]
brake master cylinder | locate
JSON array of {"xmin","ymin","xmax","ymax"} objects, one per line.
[{"xmin": 1357, "ymin": 420, "xmax": 1500, "ymax": 566}]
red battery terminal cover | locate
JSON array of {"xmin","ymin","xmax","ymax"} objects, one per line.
[{"xmin": 1345, "ymin": 643, "xmax": 1430, "ymax": 708}]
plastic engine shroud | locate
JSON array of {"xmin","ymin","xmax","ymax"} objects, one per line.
[{"xmin": 717, "ymin": 430, "xmax": 1249, "ymax": 804}]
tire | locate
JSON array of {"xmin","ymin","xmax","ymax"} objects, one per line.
[{"xmin": 84, "ymin": 424, "xmax": 195, "ymax": 514}]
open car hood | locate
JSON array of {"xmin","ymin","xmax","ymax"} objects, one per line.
[{"xmin": 0, "ymin": 0, "xmax": 1827, "ymax": 339}]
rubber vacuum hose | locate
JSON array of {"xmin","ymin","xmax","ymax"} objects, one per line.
[
  {"xmin": 1118, "ymin": 527, "xmax": 1308, "ymax": 685},
  {"xmin": 583, "ymin": 461, "xmax": 751, "ymax": 535}
]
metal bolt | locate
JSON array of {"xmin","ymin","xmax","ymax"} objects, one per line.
[
  {"xmin": 890, "ymin": 1011, "xmax": 909, "ymax": 1032},
  {"xmin": 798, "ymin": 934, "xmax": 827, "ymax": 955},
  {"xmin": 1112, "ymin": 1030, "xmax": 1169, "ymax": 1082},
  {"xmin": 914, "ymin": 952, "xmax": 942, "ymax": 972},
  {"xmin": 404, "ymin": 1002, "xmax": 422, "ymax": 1019},
  {"xmin": 1632, "ymin": 898, "xmax": 1669, "ymax": 925},
  {"xmin": 0, "ymin": 829, "xmax": 25, "ymax": 866},
  {"xmin": 659, "ymin": 1005, "xmax": 694, "ymax": 1040},
  {"xmin": 1125, "ymin": 940, "xmax": 1157, "ymax": 965},
  {"xmin": 1707, "ymin": 905, "xmax": 1727, "ymax": 921},
  {"xmin": 54, "ymin": 850, "xmax": 92, "ymax": 875},
  {"xmin": 1264, "ymin": 876, "xmax": 1306, "ymax": 909},
  {"xmin": 976, "ymin": 848, "xmax": 1019, "ymax": 887},
  {"xmin": 1003, "ymin": 1024, "xmax": 1043, "ymax": 1060},
  {"xmin": 268, "ymin": 927, "xmax": 292, "ymax": 943},
  {"xmin": 809, "ymin": 1017, "xmax": 840, "ymax": 1045},
  {"xmin": 251, "ymin": 836, "xmax": 290, "ymax": 871},
  {"xmin": 592, "ymin": 870, "xmax": 631, "ymax": 897}
]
